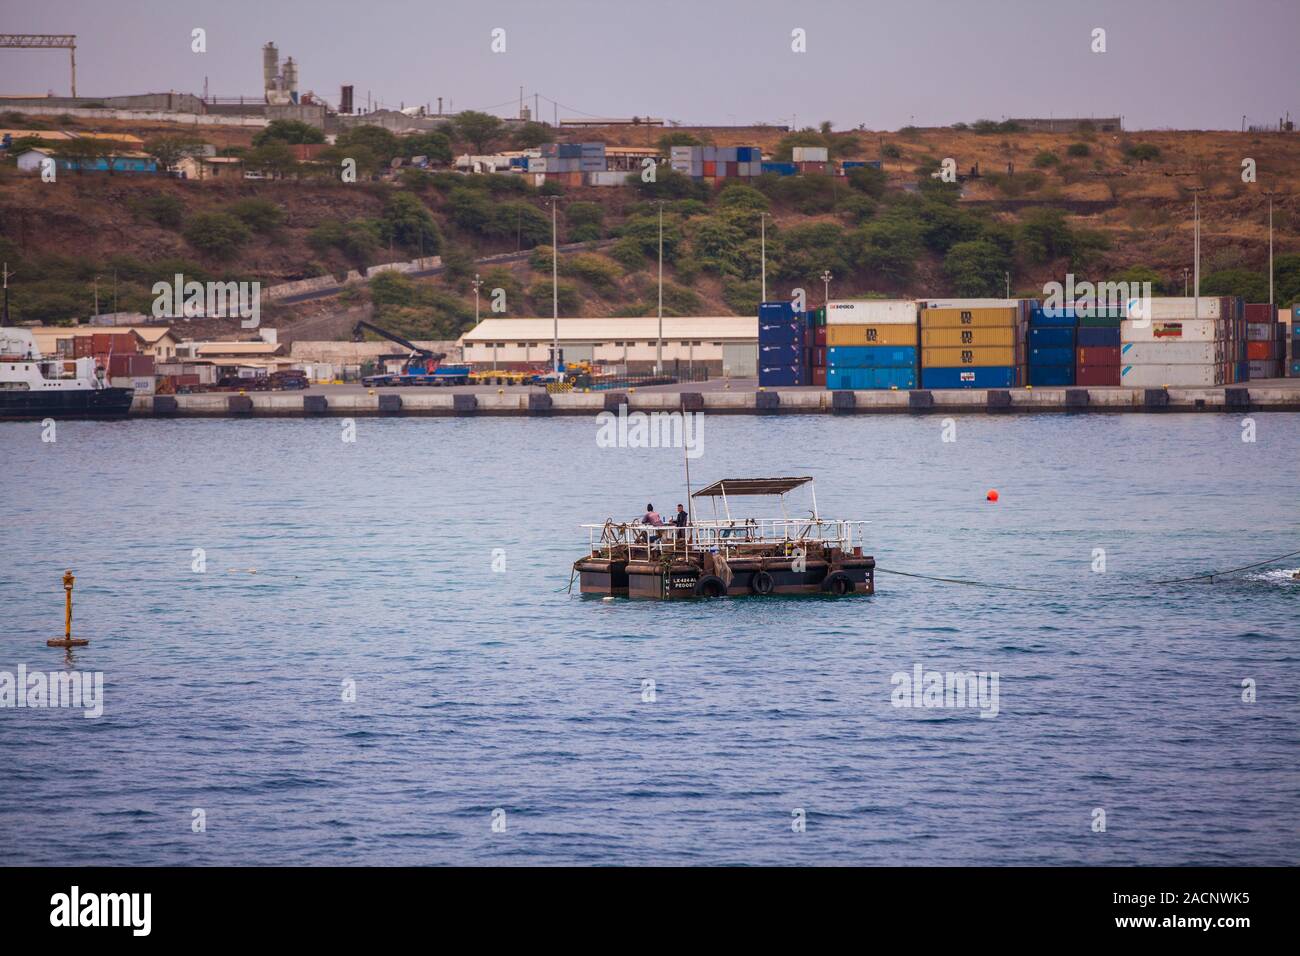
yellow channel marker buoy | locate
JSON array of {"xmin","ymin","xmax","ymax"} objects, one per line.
[{"xmin": 47, "ymin": 569, "xmax": 89, "ymax": 648}]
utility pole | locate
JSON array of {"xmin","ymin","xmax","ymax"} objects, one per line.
[
  {"xmin": 93, "ymin": 275, "xmax": 100, "ymax": 317},
  {"xmin": 656, "ymin": 201, "xmax": 665, "ymax": 374},
  {"xmin": 820, "ymin": 270, "xmax": 833, "ymax": 306},
  {"xmin": 760, "ymin": 212, "xmax": 768, "ymax": 303},
  {"xmin": 2, "ymin": 262, "xmax": 12, "ymax": 324},
  {"xmin": 1005, "ymin": 272, "xmax": 1010, "ymax": 299},
  {"xmin": 472, "ymin": 273, "xmax": 483, "ymax": 325},
  {"xmin": 1182, "ymin": 267, "xmax": 1189, "ymax": 297}
]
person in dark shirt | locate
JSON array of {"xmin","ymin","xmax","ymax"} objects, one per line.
[{"xmin": 672, "ymin": 504, "xmax": 688, "ymax": 528}]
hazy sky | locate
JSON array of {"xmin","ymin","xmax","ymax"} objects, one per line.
[{"xmin": 2, "ymin": 0, "xmax": 1296, "ymax": 130}]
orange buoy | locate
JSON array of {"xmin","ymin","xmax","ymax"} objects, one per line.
[{"xmin": 986, "ymin": 489, "xmax": 999, "ymax": 502}]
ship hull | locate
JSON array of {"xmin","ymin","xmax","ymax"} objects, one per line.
[
  {"xmin": 0, "ymin": 387, "xmax": 134, "ymax": 421},
  {"xmin": 582, "ymin": 556, "xmax": 876, "ymax": 599}
]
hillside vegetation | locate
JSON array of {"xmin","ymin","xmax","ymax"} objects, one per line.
[{"xmin": 2, "ymin": 112, "xmax": 1299, "ymax": 340}]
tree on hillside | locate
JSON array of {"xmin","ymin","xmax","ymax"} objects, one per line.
[
  {"xmin": 380, "ymin": 192, "xmax": 442, "ymax": 254},
  {"xmin": 453, "ymin": 111, "xmax": 504, "ymax": 154},
  {"xmin": 253, "ymin": 119, "xmax": 325, "ymax": 147},
  {"xmin": 658, "ymin": 131, "xmax": 702, "ymax": 152},
  {"xmin": 399, "ymin": 130, "xmax": 452, "ymax": 164},
  {"xmin": 944, "ymin": 240, "xmax": 1011, "ymax": 297},
  {"xmin": 242, "ymin": 142, "xmax": 297, "ymax": 178},
  {"xmin": 512, "ymin": 122, "xmax": 551, "ymax": 149},
  {"xmin": 336, "ymin": 125, "xmax": 400, "ymax": 164},
  {"xmin": 145, "ymin": 135, "xmax": 207, "ymax": 171},
  {"xmin": 183, "ymin": 212, "xmax": 251, "ymax": 259}
]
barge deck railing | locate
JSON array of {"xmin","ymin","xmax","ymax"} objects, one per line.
[{"xmin": 582, "ymin": 518, "xmax": 869, "ymax": 562}]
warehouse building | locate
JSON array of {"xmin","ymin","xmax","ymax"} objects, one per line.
[{"xmin": 461, "ymin": 317, "xmax": 757, "ymax": 376}]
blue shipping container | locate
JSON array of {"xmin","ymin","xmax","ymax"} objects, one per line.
[
  {"xmin": 922, "ymin": 366, "xmax": 1020, "ymax": 389},
  {"xmin": 1076, "ymin": 326, "xmax": 1121, "ymax": 347},
  {"xmin": 759, "ymin": 366, "xmax": 807, "ymax": 387},
  {"xmin": 760, "ymin": 162, "xmax": 797, "ymax": 176},
  {"xmin": 1029, "ymin": 307, "xmax": 1079, "ymax": 327},
  {"xmin": 759, "ymin": 343, "xmax": 802, "ymax": 361},
  {"xmin": 1027, "ymin": 365, "xmax": 1075, "ymax": 387},
  {"xmin": 1029, "ymin": 327, "xmax": 1075, "ymax": 348},
  {"xmin": 759, "ymin": 301, "xmax": 795, "ymax": 319},
  {"xmin": 827, "ymin": 367, "xmax": 916, "ymax": 390},
  {"xmin": 759, "ymin": 322, "xmax": 804, "ymax": 346},
  {"xmin": 1029, "ymin": 347, "xmax": 1075, "ymax": 366},
  {"xmin": 826, "ymin": 345, "xmax": 917, "ymax": 369}
]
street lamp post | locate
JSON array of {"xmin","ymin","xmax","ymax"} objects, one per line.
[
  {"xmin": 472, "ymin": 272, "xmax": 483, "ymax": 325},
  {"xmin": 1189, "ymin": 186, "xmax": 1206, "ymax": 320},
  {"xmin": 820, "ymin": 270, "xmax": 832, "ymax": 306},
  {"xmin": 760, "ymin": 212, "xmax": 768, "ymax": 303},
  {"xmin": 548, "ymin": 199, "xmax": 559, "ymax": 376},
  {"xmin": 1265, "ymin": 190, "xmax": 1275, "ymax": 307}
]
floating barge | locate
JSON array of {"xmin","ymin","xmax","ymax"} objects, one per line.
[{"xmin": 574, "ymin": 477, "xmax": 875, "ymax": 599}]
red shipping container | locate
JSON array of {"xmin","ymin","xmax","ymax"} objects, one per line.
[
  {"xmin": 812, "ymin": 366, "xmax": 826, "ymax": 386},
  {"xmin": 725, "ymin": 162, "xmax": 738, "ymax": 177},
  {"xmin": 1244, "ymin": 303, "xmax": 1273, "ymax": 322},
  {"xmin": 813, "ymin": 346, "xmax": 827, "ymax": 367},
  {"xmin": 1246, "ymin": 341, "xmax": 1275, "ymax": 360},
  {"xmin": 814, "ymin": 326, "xmax": 827, "ymax": 347},
  {"xmin": 1076, "ymin": 365, "xmax": 1121, "ymax": 386},
  {"xmin": 702, "ymin": 161, "xmax": 716, "ymax": 176},
  {"xmin": 1076, "ymin": 346, "xmax": 1120, "ymax": 366}
]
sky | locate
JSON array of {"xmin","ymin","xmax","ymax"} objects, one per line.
[{"xmin": 1, "ymin": 0, "xmax": 1296, "ymax": 131}]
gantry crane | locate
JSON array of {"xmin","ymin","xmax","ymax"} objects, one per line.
[{"xmin": 0, "ymin": 35, "xmax": 77, "ymax": 97}]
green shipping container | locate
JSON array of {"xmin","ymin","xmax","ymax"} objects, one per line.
[{"xmin": 1078, "ymin": 314, "xmax": 1123, "ymax": 328}]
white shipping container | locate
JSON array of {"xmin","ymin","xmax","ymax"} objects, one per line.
[
  {"xmin": 826, "ymin": 300, "xmax": 918, "ymax": 325},
  {"xmin": 111, "ymin": 376, "xmax": 154, "ymax": 395},
  {"xmin": 1119, "ymin": 363, "xmax": 1226, "ymax": 388},
  {"xmin": 1121, "ymin": 318, "xmax": 1224, "ymax": 343},
  {"xmin": 1124, "ymin": 297, "xmax": 1224, "ymax": 320},
  {"xmin": 792, "ymin": 146, "xmax": 829, "ymax": 163},
  {"xmin": 1246, "ymin": 323, "xmax": 1275, "ymax": 341},
  {"xmin": 702, "ymin": 146, "xmax": 717, "ymax": 162},
  {"xmin": 921, "ymin": 298, "xmax": 1021, "ymax": 309},
  {"xmin": 1120, "ymin": 341, "xmax": 1226, "ymax": 365},
  {"xmin": 585, "ymin": 171, "xmax": 628, "ymax": 187},
  {"xmin": 670, "ymin": 146, "xmax": 695, "ymax": 160}
]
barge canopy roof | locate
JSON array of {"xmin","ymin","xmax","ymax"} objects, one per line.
[{"xmin": 692, "ymin": 477, "xmax": 812, "ymax": 498}]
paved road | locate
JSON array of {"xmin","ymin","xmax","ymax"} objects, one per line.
[{"xmin": 278, "ymin": 239, "xmax": 617, "ymax": 304}]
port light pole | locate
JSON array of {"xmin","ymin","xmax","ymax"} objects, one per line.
[
  {"xmin": 820, "ymin": 270, "xmax": 832, "ymax": 306},
  {"xmin": 760, "ymin": 213, "xmax": 768, "ymax": 303},
  {"xmin": 656, "ymin": 200, "xmax": 665, "ymax": 375},
  {"xmin": 547, "ymin": 198, "xmax": 559, "ymax": 376}
]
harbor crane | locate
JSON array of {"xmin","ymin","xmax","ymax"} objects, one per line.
[{"xmin": 0, "ymin": 35, "xmax": 77, "ymax": 97}]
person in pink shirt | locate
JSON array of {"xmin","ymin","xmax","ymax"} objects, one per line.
[{"xmin": 643, "ymin": 504, "xmax": 664, "ymax": 527}]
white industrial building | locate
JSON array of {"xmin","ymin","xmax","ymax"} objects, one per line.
[{"xmin": 460, "ymin": 316, "xmax": 758, "ymax": 376}]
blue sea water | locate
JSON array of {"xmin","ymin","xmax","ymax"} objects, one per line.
[{"xmin": 1, "ymin": 413, "xmax": 1297, "ymax": 866}]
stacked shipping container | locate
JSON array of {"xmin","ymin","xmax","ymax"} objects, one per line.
[
  {"xmin": 1026, "ymin": 306, "xmax": 1077, "ymax": 386},
  {"xmin": 824, "ymin": 300, "xmax": 918, "ymax": 389},
  {"xmin": 806, "ymin": 307, "xmax": 827, "ymax": 386},
  {"xmin": 1293, "ymin": 306, "xmax": 1300, "ymax": 377},
  {"xmin": 535, "ymin": 142, "xmax": 605, "ymax": 186},
  {"xmin": 1119, "ymin": 298, "xmax": 1246, "ymax": 388},
  {"xmin": 918, "ymin": 300, "xmax": 1025, "ymax": 389},
  {"xmin": 1244, "ymin": 303, "xmax": 1283, "ymax": 379},
  {"xmin": 1074, "ymin": 306, "xmax": 1125, "ymax": 386},
  {"xmin": 670, "ymin": 145, "xmax": 765, "ymax": 183},
  {"xmin": 758, "ymin": 301, "xmax": 807, "ymax": 386}
]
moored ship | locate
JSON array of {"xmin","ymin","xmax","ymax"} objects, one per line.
[
  {"xmin": 1, "ymin": 327, "xmax": 134, "ymax": 420},
  {"xmin": 574, "ymin": 477, "xmax": 875, "ymax": 599}
]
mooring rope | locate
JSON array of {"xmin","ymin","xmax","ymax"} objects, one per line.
[{"xmin": 877, "ymin": 547, "xmax": 1300, "ymax": 593}]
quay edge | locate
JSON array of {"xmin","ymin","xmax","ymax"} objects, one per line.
[{"xmin": 124, "ymin": 386, "xmax": 1300, "ymax": 418}]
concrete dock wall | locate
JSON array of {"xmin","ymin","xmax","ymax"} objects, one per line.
[{"xmin": 135, "ymin": 385, "xmax": 1300, "ymax": 418}]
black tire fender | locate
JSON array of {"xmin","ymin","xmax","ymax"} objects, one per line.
[
  {"xmin": 695, "ymin": 575, "xmax": 727, "ymax": 598},
  {"xmin": 750, "ymin": 570, "xmax": 775, "ymax": 595},
  {"xmin": 822, "ymin": 571, "xmax": 854, "ymax": 596}
]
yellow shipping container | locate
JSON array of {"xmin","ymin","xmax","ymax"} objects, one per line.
[
  {"xmin": 826, "ymin": 324, "xmax": 918, "ymax": 347},
  {"xmin": 922, "ymin": 346, "xmax": 1020, "ymax": 367},
  {"xmin": 921, "ymin": 307, "xmax": 1018, "ymax": 328},
  {"xmin": 921, "ymin": 326, "xmax": 1017, "ymax": 348}
]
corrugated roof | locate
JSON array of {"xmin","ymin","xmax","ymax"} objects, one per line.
[
  {"xmin": 693, "ymin": 477, "xmax": 813, "ymax": 498},
  {"xmin": 463, "ymin": 316, "xmax": 757, "ymax": 342},
  {"xmin": 29, "ymin": 325, "xmax": 178, "ymax": 343},
  {"xmin": 195, "ymin": 341, "xmax": 283, "ymax": 355}
]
